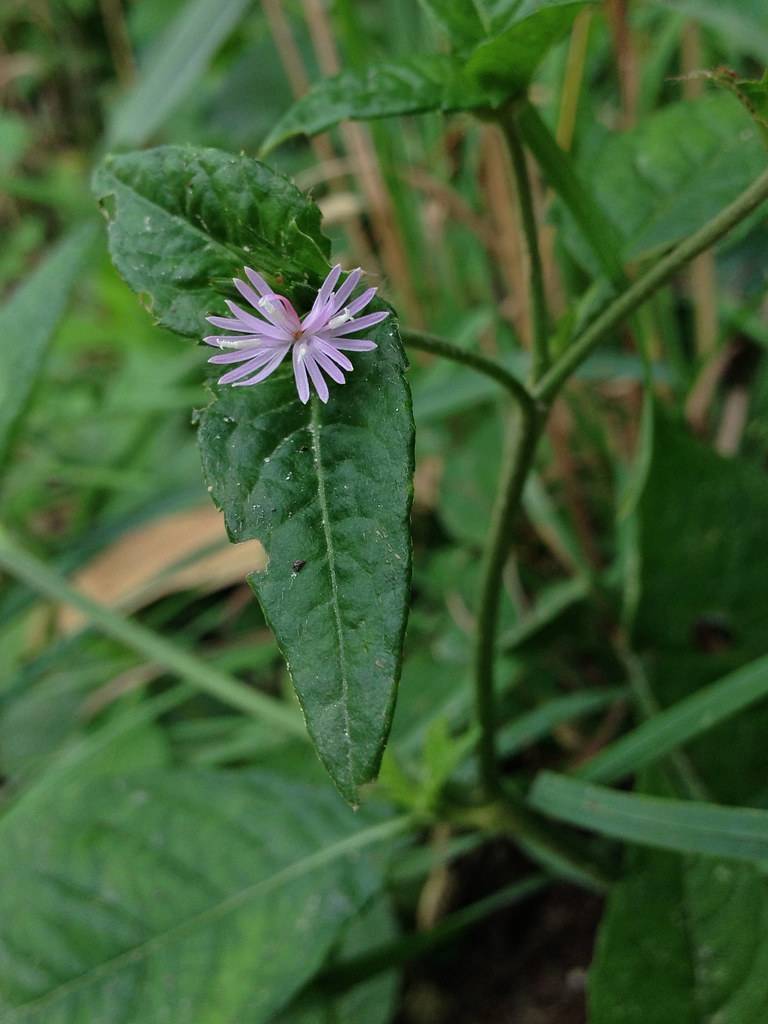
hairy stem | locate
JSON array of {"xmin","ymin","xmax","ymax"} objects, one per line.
[
  {"xmin": 534, "ymin": 163, "xmax": 768, "ymax": 402},
  {"xmin": 402, "ymin": 329, "xmax": 536, "ymax": 414},
  {"xmin": 497, "ymin": 109, "xmax": 550, "ymax": 381},
  {"xmin": 474, "ymin": 403, "xmax": 541, "ymax": 797}
]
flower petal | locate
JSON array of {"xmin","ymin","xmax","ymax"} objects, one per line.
[
  {"xmin": 344, "ymin": 286, "xmax": 377, "ymax": 317},
  {"xmin": 231, "ymin": 346, "xmax": 291, "ymax": 387},
  {"xmin": 325, "ymin": 310, "xmax": 389, "ymax": 336},
  {"xmin": 208, "ymin": 347, "xmax": 262, "ymax": 364},
  {"xmin": 326, "ymin": 338, "xmax": 378, "ymax": 352},
  {"xmin": 311, "ymin": 346, "xmax": 346, "ymax": 384},
  {"xmin": 304, "ymin": 351, "xmax": 330, "ymax": 403},
  {"xmin": 244, "ymin": 267, "xmax": 273, "ymax": 296},
  {"xmin": 328, "ymin": 268, "xmax": 363, "ymax": 315},
  {"xmin": 313, "ymin": 337, "xmax": 354, "ymax": 372},
  {"xmin": 292, "ymin": 343, "xmax": 311, "ymax": 404},
  {"xmin": 233, "ymin": 277, "xmax": 264, "ymax": 310},
  {"xmin": 218, "ymin": 349, "xmax": 278, "ymax": 384}
]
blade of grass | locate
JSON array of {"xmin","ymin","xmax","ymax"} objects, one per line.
[
  {"xmin": 0, "ymin": 224, "xmax": 96, "ymax": 471},
  {"xmin": 530, "ymin": 772, "xmax": 768, "ymax": 863},
  {"xmin": 577, "ymin": 654, "xmax": 768, "ymax": 787},
  {"xmin": 0, "ymin": 527, "xmax": 307, "ymax": 739}
]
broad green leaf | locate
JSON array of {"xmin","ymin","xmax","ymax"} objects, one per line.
[
  {"xmin": 92, "ymin": 146, "xmax": 330, "ymax": 337},
  {"xmin": 578, "ymin": 654, "xmax": 768, "ymax": 787},
  {"xmin": 634, "ymin": 415, "xmax": 768, "ymax": 802},
  {"xmin": 0, "ymin": 770, "xmax": 401, "ymax": 1023},
  {"xmin": 590, "ymin": 770, "xmax": 768, "ymax": 1023},
  {"xmin": 591, "ymin": 846, "xmax": 768, "ymax": 1023},
  {"xmin": 275, "ymin": 897, "xmax": 399, "ymax": 1024},
  {"xmin": 261, "ymin": 56, "xmax": 503, "ymax": 154},
  {"xmin": 107, "ymin": 0, "xmax": 252, "ymax": 147},
  {"xmin": 198, "ymin": 312, "xmax": 414, "ymax": 804},
  {"xmin": 530, "ymin": 772, "xmax": 768, "ymax": 863},
  {"xmin": 417, "ymin": 0, "xmax": 490, "ymax": 47},
  {"xmin": 0, "ymin": 224, "xmax": 96, "ymax": 470},
  {"xmin": 466, "ymin": 1, "xmax": 589, "ymax": 92},
  {"xmin": 564, "ymin": 95, "xmax": 766, "ymax": 265}
]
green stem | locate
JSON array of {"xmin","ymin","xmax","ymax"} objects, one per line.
[
  {"xmin": 517, "ymin": 100, "xmax": 626, "ymax": 285},
  {"xmin": 0, "ymin": 526, "xmax": 308, "ymax": 739},
  {"xmin": 474, "ymin": 404, "xmax": 541, "ymax": 797},
  {"xmin": 497, "ymin": 108, "xmax": 550, "ymax": 380},
  {"xmin": 402, "ymin": 329, "xmax": 536, "ymax": 414},
  {"xmin": 534, "ymin": 163, "xmax": 768, "ymax": 403}
]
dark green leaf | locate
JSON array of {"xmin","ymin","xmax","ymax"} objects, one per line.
[
  {"xmin": 417, "ymin": 0, "xmax": 489, "ymax": 47},
  {"xmin": 261, "ymin": 56, "xmax": 503, "ymax": 154},
  {"xmin": 466, "ymin": 1, "xmax": 589, "ymax": 92},
  {"xmin": 92, "ymin": 146, "xmax": 330, "ymax": 337},
  {"xmin": 634, "ymin": 415, "xmax": 768, "ymax": 802},
  {"xmin": 0, "ymin": 770, "xmax": 397, "ymax": 1023},
  {"xmin": 107, "ymin": 0, "xmax": 252, "ymax": 147},
  {"xmin": 198, "ymin": 312, "xmax": 414, "ymax": 804},
  {"xmin": 0, "ymin": 224, "xmax": 96, "ymax": 469},
  {"xmin": 590, "ymin": 771, "xmax": 768, "ymax": 1023},
  {"xmin": 530, "ymin": 772, "xmax": 768, "ymax": 863}
]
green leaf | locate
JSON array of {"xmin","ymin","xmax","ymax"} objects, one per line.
[
  {"xmin": 275, "ymin": 897, "xmax": 399, "ymax": 1024},
  {"xmin": 591, "ymin": 846, "xmax": 768, "ymax": 1023},
  {"xmin": 565, "ymin": 95, "xmax": 767, "ymax": 264},
  {"xmin": 107, "ymin": 0, "xmax": 252, "ymax": 147},
  {"xmin": 92, "ymin": 146, "xmax": 330, "ymax": 337},
  {"xmin": 0, "ymin": 224, "xmax": 96, "ymax": 470},
  {"xmin": 530, "ymin": 772, "xmax": 768, "ymax": 863},
  {"xmin": 634, "ymin": 415, "xmax": 768, "ymax": 802},
  {"xmin": 198, "ymin": 312, "xmax": 414, "ymax": 804},
  {"xmin": 589, "ymin": 771, "xmax": 768, "ymax": 1023},
  {"xmin": 261, "ymin": 56, "xmax": 503, "ymax": 154},
  {"xmin": 698, "ymin": 68, "xmax": 768, "ymax": 131},
  {"xmin": 578, "ymin": 654, "xmax": 768, "ymax": 787},
  {"xmin": 417, "ymin": 0, "xmax": 490, "ymax": 47},
  {"xmin": 0, "ymin": 770, "xmax": 403, "ymax": 1023},
  {"xmin": 466, "ymin": 1, "xmax": 589, "ymax": 92}
]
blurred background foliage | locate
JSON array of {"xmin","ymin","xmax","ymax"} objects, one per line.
[{"xmin": 2, "ymin": 1, "xmax": 768, "ymax": 1021}]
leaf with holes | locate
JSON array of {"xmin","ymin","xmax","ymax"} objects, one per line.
[
  {"xmin": 93, "ymin": 146, "xmax": 415, "ymax": 802},
  {"xmin": 198, "ymin": 308, "xmax": 414, "ymax": 804}
]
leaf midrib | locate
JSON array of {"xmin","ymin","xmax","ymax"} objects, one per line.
[
  {"xmin": 309, "ymin": 398, "xmax": 355, "ymax": 791},
  {"xmin": 5, "ymin": 816, "xmax": 407, "ymax": 1021}
]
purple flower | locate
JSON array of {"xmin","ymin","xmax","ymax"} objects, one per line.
[{"xmin": 204, "ymin": 264, "xmax": 388, "ymax": 404}]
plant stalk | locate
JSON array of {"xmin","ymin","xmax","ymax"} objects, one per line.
[
  {"xmin": 497, "ymin": 109, "xmax": 550, "ymax": 381},
  {"xmin": 402, "ymin": 329, "xmax": 536, "ymax": 414},
  {"xmin": 534, "ymin": 163, "xmax": 768, "ymax": 403},
  {"xmin": 474, "ymin": 402, "xmax": 541, "ymax": 797}
]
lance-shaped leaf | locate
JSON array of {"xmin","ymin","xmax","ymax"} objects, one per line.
[
  {"xmin": 261, "ymin": 55, "xmax": 503, "ymax": 154},
  {"xmin": 91, "ymin": 147, "xmax": 414, "ymax": 802},
  {"xmin": 198, "ymin": 309, "xmax": 414, "ymax": 804},
  {"xmin": 92, "ymin": 146, "xmax": 330, "ymax": 336}
]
